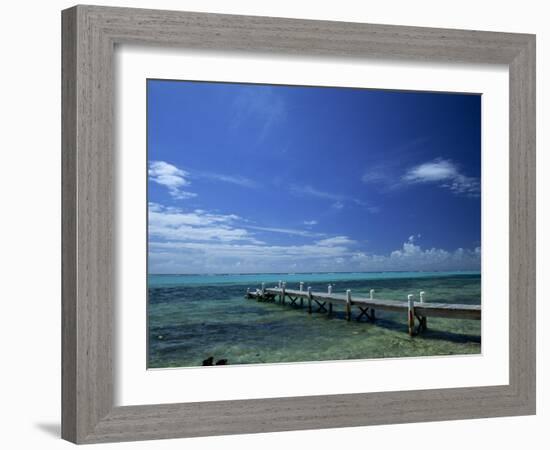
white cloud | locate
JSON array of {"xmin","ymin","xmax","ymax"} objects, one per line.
[
  {"xmin": 149, "ymin": 203, "xmax": 261, "ymax": 244},
  {"xmin": 383, "ymin": 235, "xmax": 480, "ymax": 270},
  {"xmin": 148, "ymin": 204, "xmax": 480, "ymax": 274},
  {"xmin": 148, "ymin": 161, "xmax": 197, "ymax": 200},
  {"xmin": 149, "ymin": 233, "xmax": 481, "ymax": 274},
  {"xmin": 332, "ymin": 201, "xmax": 344, "ymax": 210},
  {"xmin": 150, "ymin": 240, "xmax": 350, "ymax": 260},
  {"xmin": 316, "ymin": 236, "xmax": 356, "ymax": 247},
  {"xmin": 402, "ymin": 159, "xmax": 480, "ymax": 197},
  {"xmin": 403, "ymin": 159, "xmax": 457, "ymax": 182},
  {"xmin": 303, "ymin": 220, "xmax": 318, "ymax": 226}
]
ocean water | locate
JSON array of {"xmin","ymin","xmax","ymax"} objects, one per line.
[{"xmin": 148, "ymin": 272, "xmax": 481, "ymax": 368}]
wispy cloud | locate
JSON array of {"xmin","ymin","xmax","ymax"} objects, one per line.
[
  {"xmin": 289, "ymin": 184, "xmax": 343, "ymax": 201},
  {"xmin": 289, "ymin": 184, "xmax": 375, "ymax": 212},
  {"xmin": 148, "ymin": 161, "xmax": 197, "ymax": 200},
  {"xmin": 196, "ymin": 171, "xmax": 259, "ymax": 189},
  {"xmin": 246, "ymin": 225, "xmax": 325, "ymax": 238},
  {"xmin": 402, "ymin": 159, "xmax": 480, "ymax": 197},
  {"xmin": 303, "ymin": 220, "xmax": 318, "ymax": 226},
  {"xmin": 231, "ymin": 87, "xmax": 286, "ymax": 141},
  {"xmin": 361, "ymin": 138, "xmax": 430, "ymax": 189}
]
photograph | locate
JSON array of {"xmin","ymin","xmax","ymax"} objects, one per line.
[
  {"xmin": 147, "ymin": 79, "xmax": 482, "ymax": 368},
  {"xmin": 1, "ymin": 1, "xmax": 541, "ymax": 446}
]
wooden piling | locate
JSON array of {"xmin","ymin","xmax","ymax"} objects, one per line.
[
  {"xmin": 307, "ymin": 286, "xmax": 312, "ymax": 314},
  {"xmin": 370, "ymin": 289, "xmax": 376, "ymax": 320},
  {"xmin": 419, "ymin": 291, "xmax": 427, "ymax": 330},
  {"xmin": 345, "ymin": 290, "xmax": 352, "ymax": 321},
  {"xmin": 407, "ymin": 294, "xmax": 415, "ymax": 336},
  {"xmin": 282, "ymin": 282, "xmax": 286, "ymax": 305}
]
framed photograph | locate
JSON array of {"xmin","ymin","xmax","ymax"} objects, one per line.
[{"xmin": 62, "ymin": 5, "xmax": 536, "ymax": 444}]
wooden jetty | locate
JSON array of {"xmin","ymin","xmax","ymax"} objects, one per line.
[{"xmin": 246, "ymin": 282, "xmax": 481, "ymax": 336}]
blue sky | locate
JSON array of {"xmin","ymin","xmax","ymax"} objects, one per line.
[{"xmin": 147, "ymin": 79, "xmax": 481, "ymax": 274}]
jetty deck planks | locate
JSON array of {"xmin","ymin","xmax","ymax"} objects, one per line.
[{"xmin": 246, "ymin": 285, "xmax": 481, "ymax": 336}]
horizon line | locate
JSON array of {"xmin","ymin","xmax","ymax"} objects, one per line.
[{"xmin": 148, "ymin": 269, "xmax": 481, "ymax": 276}]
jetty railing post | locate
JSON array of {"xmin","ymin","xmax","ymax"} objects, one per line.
[
  {"xmin": 282, "ymin": 282, "xmax": 286, "ymax": 305},
  {"xmin": 346, "ymin": 289, "xmax": 352, "ymax": 321},
  {"xmin": 278, "ymin": 280, "xmax": 282, "ymax": 303},
  {"xmin": 307, "ymin": 287, "xmax": 312, "ymax": 314},
  {"xmin": 407, "ymin": 294, "xmax": 415, "ymax": 336},
  {"xmin": 261, "ymin": 282, "xmax": 265, "ymax": 299},
  {"xmin": 328, "ymin": 284, "xmax": 332, "ymax": 295},
  {"xmin": 299, "ymin": 282, "xmax": 304, "ymax": 307},
  {"xmin": 246, "ymin": 288, "xmax": 250, "ymax": 298}
]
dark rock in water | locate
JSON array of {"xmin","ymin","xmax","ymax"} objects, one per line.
[
  {"xmin": 202, "ymin": 356, "xmax": 214, "ymax": 366},
  {"xmin": 215, "ymin": 359, "xmax": 228, "ymax": 365}
]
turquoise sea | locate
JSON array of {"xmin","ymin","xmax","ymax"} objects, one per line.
[{"xmin": 148, "ymin": 271, "xmax": 481, "ymax": 368}]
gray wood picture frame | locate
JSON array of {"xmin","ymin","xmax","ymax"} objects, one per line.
[{"xmin": 61, "ymin": 4, "xmax": 536, "ymax": 444}]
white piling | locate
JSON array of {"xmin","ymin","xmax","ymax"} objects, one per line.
[
  {"xmin": 370, "ymin": 289, "xmax": 375, "ymax": 300},
  {"xmin": 261, "ymin": 282, "xmax": 265, "ymax": 296},
  {"xmin": 328, "ymin": 284, "xmax": 333, "ymax": 294},
  {"xmin": 299, "ymin": 282, "xmax": 304, "ymax": 292},
  {"xmin": 419, "ymin": 291, "xmax": 425, "ymax": 303}
]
